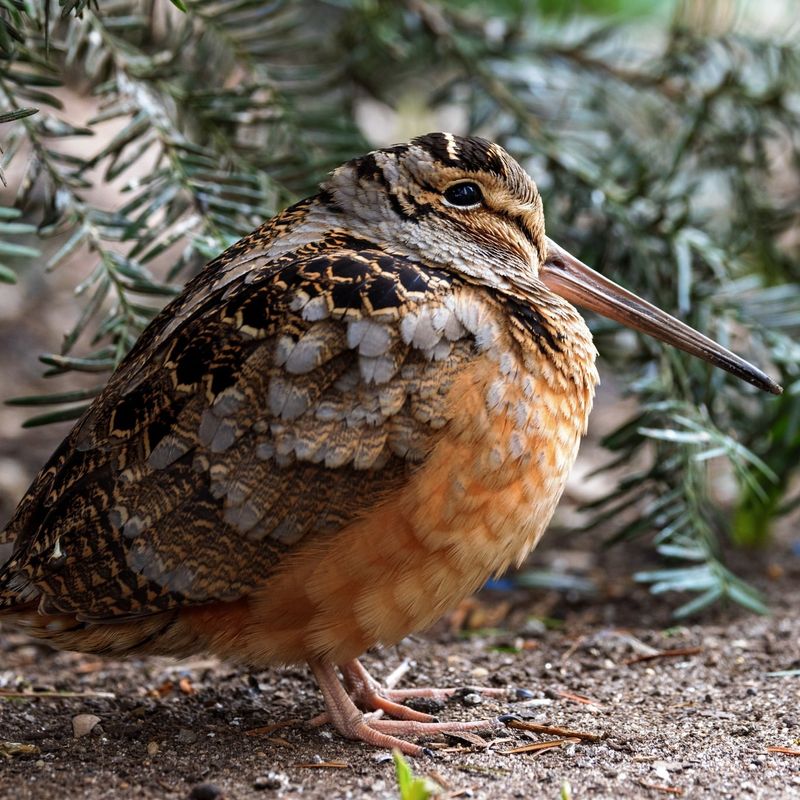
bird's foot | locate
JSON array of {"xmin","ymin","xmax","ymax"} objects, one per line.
[
  {"xmin": 308, "ymin": 659, "xmax": 505, "ymax": 756},
  {"xmin": 341, "ymin": 658, "xmax": 508, "ymax": 717}
]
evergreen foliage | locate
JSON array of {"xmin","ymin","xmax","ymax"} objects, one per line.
[{"xmin": 1, "ymin": 0, "xmax": 798, "ymax": 615}]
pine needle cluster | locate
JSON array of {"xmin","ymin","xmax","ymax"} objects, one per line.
[{"xmin": 1, "ymin": 0, "xmax": 798, "ymax": 615}]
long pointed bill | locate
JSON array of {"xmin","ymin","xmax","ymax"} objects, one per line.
[{"xmin": 541, "ymin": 238, "xmax": 782, "ymax": 395}]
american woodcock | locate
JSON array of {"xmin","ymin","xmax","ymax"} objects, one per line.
[{"xmin": 0, "ymin": 133, "xmax": 781, "ymax": 755}]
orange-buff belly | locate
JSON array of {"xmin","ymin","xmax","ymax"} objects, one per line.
[{"xmin": 181, "ymin": 348, "xmax": 594, "ymax": 666}]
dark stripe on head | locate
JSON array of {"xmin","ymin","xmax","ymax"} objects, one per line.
[
  {"xmin": 504, "ymin": 212, "xmax": 537, "ymax": 247},
  {"xmin": 413, "ymin": 133, "xmax": 507, "ymax": 176},
  {"xmin": 414, "ymin": 132, "xmax": 459, "ymax": 167},
  {"xmin": 353, "ymin": 153, "xmax": 413, "ymax": 220},
  {"xmin": 511, "ymin": 215, "xmax": 546, "ymax": 266},
  {"xmin": 383, "ymin": 144, "xmax": 409, "ymax": 159},
  {"xmin": 352, "ymin": 150, "xmax": 434, "ymax": 220}
]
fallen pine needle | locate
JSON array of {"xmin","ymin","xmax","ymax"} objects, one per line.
[
  {"xmin": 266, "ymin": 736, "xmax": 294, "ymax": 748},
  {"xmin": 556, "ymin": 689, "xmax": 603, "ymax": 708},
  {"xmin": 295, "ymin": 761, "xmax": 349, "ymax": 769},
  {"xmin": 505, "ymin": 719, "xmax": 603, "ymax": 742},
  {"xmin": 427, "ymin": 769, "xmax": 452, "ymax": 790},
  {"xmin": 503, "ymin": 737, "xmax": 580, "ymax": 755},
  {"xmin": 560, "ymin": 635, "xmax": 587, "ymax": 664},
  {"xmin": 767, "ymin": 746, "xmax": 800, "ymax": 757},
  {"xmin": 637, "ymin": 780, "xmax": 684, "ymax": 795},
  {"xmin": 624, "ymin": 647, "xmax": 703, "ymax": 666},
  {"xmin": 0, "ymin": 689, "xmax": 116, "ymax": 699}
]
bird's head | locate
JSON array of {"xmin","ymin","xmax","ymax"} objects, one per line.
[
  {"xmin": 323, "ymin": 132, "xmax": 780, "ymax": 395},
  {"xmin": 325, "ymin": 131, "xmax": 546, "ymax": 289}
]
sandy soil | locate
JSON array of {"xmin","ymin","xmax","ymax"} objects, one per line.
[{"xmin": 1, "ymin": 534, "xmax": 799, "ymax": 800}]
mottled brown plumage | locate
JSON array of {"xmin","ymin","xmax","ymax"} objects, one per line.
[{"xmin": 0, "ymin": 132, "xmax": 779, "ymax": 755}]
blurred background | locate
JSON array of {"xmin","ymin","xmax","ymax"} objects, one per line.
[{"xmin": 0, "ymin": 0, "xmax": 798, "ymax": 620}]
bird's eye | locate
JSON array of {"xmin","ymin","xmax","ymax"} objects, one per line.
[{"xmin": 443, "ymin": 181, "xmax": 483, "ymax": 208}]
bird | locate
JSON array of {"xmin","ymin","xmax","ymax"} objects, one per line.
[{"xmin": 0, "ymin": 133, "xmax": 781, "ymax": 756}]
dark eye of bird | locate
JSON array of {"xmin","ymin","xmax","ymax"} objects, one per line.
[{"xmin": 443, "ymin": 182, "xmax": 483, "ymax": 208}]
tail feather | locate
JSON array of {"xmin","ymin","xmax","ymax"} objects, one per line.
[{"xmin": 0, "ymin": 604, "xmax": 186, "ymax": 657}]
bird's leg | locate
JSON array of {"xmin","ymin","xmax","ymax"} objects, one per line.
[
  {"xmin": 339, "ymin": 659, "xmax": 438, "ymax": 722},
  {"xmin": 308, "ymin": 660, "xmax": 504, "ymax": 756}
]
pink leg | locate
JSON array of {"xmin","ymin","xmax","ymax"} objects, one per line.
[
  {"xmin": 308, "ymin": 659, "xmax": 504, "ymax": 756},
  {"xmin": 340, "ymin": 659, "xmax": 438, "ymax": 722}
]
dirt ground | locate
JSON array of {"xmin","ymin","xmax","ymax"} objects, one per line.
[{"xmin": 1, "ymin": 530, "xmax": 799, "ymax": 800}]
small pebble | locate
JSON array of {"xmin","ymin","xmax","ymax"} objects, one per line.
[
  {"xmin": 188, "ymin": 784, "xmax": 223, "ymax": 800},
  {"xmin": 253, "ymin": 772, "xmax": 285, "ymax": 791},
  {"xmin": 373, "ymin": 752, "xmax": 393, "ymax": 764},
  {"xmin": 471, "ymin": 667, "xmax": 489, "ymax": 679},
  {"xmin": 72, "ymin": 714, "xmax": 101, "ymax": 739},
  {"xmin": 516, "ymin": 697, "xmax": 553, "ymax": 707},
  {"xmin": 653, "ymin": 762, "xmax": 670, "ymax": 781},
  {"xmin": 146, "ymin": 740, "xmax": 159, "ymax": 756},
  {"xmin": 461, "ymin": 692, "xmax": 482, "ymax": 707},
  {"xmin": 177, "ymin": 728, "xmax": 198, "ymax": 744},
  {"xmin": 520, "ymin": 618, "xmax": 547, "ymax": 636}
]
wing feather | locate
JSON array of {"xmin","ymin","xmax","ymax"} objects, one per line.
[{"xmin": 0, "ymin": 237, "xmax": 478, "ymax": 623}]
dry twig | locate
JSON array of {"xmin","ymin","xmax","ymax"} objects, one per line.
[
  {"xmin": 556, "ymin": 689, "xmax": 604, "ymax": 707},
  {"xmin": 624, "ymin": 647, "xmax": 703, "ymax": 666},
  {"xmin": 0, "ymin": 689, "xmax": 115, "ymax": 699},
  {"xmin": 503, "ymin": 737, "xmax": 581, "ymax": 755},
  {"xmin": 766, "ymin": 746, "xmax": 800, "ymax": 757},
  {"xmin": 637, "ymin": 780, "xmax": 684, "ymax": 795},
  {"xmin": 505, "ymin": 719, "xmax": 604, "ymax": 742}
]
